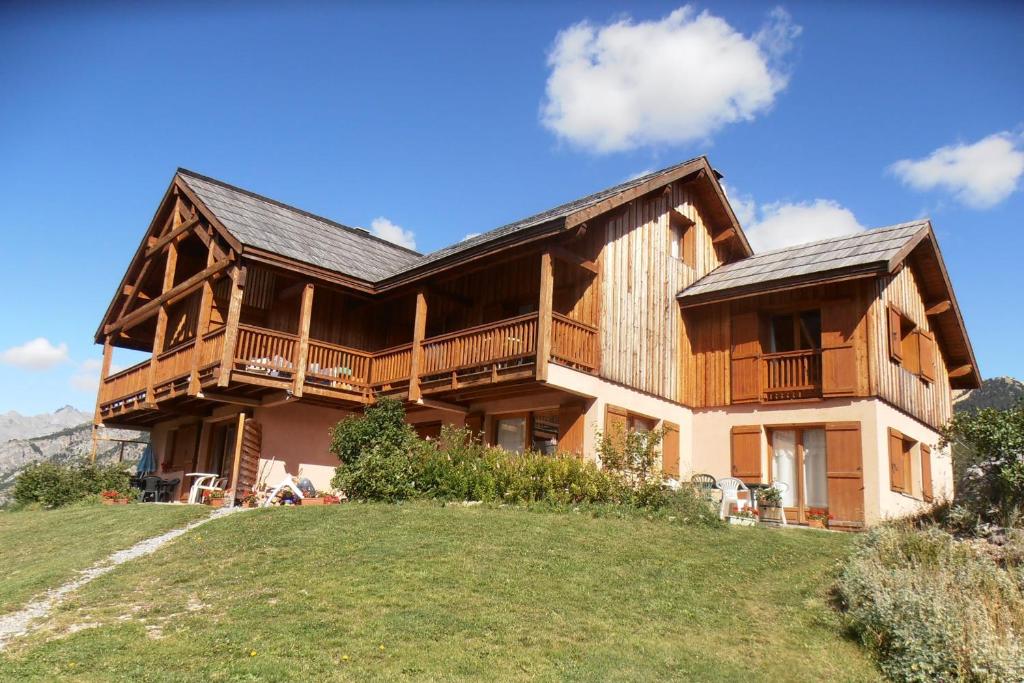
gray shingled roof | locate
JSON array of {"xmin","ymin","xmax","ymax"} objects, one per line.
[
  {"xmin": 179, "ymin": 158, "xmax": 706, "ymax": 284},
  {"xmin": 679, "ymin": 221, "xmax": 928, "ymax": 301},
  {"xmin": 179, "ymin": 170, "xmax": 423, "ymax": 282}
]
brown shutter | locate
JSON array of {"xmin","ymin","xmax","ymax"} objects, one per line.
[
  {"xmin": 730, "ymin": 425, "xmax": 762, "ymax": 483},
  {"xmin": 826, "ymin": 422, "xmax": 865, "ymax": 528},
  {"xmin": 558, "ymin": 403, "xmax": 585, "ymax": 458},
  {"xmin": 236, "ymin": 419, "xmax": 262, "ymax": 493},
  {"xmin": 888, "ymin": 428, "xmax": 906, "ymax": 493},
  {"xmin": 921, "ymin": 443, "xmax": 933, "ymax": 502},
  {"xmin": 821, "ymin": 299, "xmax": 858, "ymax": 396},
  {"xmin": 465, "ymin": 412, "xmax": 484, "ymax": 439},
  {"xmin": 730, "ymin": 311, "xmax": 761, "ymax": 402},
  {"xmin": 682, "ymin": 224, "xmax": 696, "ymax": 268},
  {"xmin": 662, "ymin": 421, "xmax": 681, "ymax": 477},
  {"xmin": 918, "ymin": 329, "xmax": 936, "ymax": 383},
  {"xmin": 888, "ymin": 304, "xmax": 903, "ymax": 363},
  {"xmin": 604, "ymin": 404, "xmax": 628, "ymax": 451}
]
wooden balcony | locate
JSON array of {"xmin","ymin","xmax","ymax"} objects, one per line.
[
  {"xmin": 97, "ymin": 311, "xmax": 599, "ymax": 423},
  {"xmin": 761, "ymin": 349, "xmax": 822, "ymax": 402}
]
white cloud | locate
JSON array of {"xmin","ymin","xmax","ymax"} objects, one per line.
[
  {"xmin": 0, "ymin": 338, "xmax": 70, "ymax": 370},
  {"xmin": 461, "ymin": 232, "xmax": 481, "ymax": 242},
  {"xmin": 745, "ymin": 199, "xmax": 867, "ymax": 252},
  {"xmin": 625, "ymin": 169, "xmax": 655, "ymax": 182},
  {"xmin": 541, "ymin": 6, "xmax": 800, "ymax": 152},
  {"xmin": 889, "ymin": 132, "xmax": 1024, "ymax": 209},
  {"xmin": 69, "ymin": 358, "xmax": 118, "ymax": 393},
  {"xmin": 369, "ymin": 217, "xmax": 417, "ymax": 250},
  {"xmin": 722, "ymin": 182, "xmax": 756, "ymax": 227}
]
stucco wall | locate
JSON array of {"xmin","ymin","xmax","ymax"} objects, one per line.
[
  {"xmin": 254, "ymin": 402, "xmax": 351, "ymax": 492},
  {"xmin": 547, "ymin": 363, "xmax": 693, "ymax": 470}
]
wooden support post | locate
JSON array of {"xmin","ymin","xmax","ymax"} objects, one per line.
[
  {"xmin": 188, "ymin": 241, "xmax": 217, "ymax": 395},
  {"xmin": 536, "ymin": 250, "xmax": 554, "ymax": 381},
  {"xmin": 146, "ymin": 234, "xmax": 178, "ymax": 405},
  {"xmin": 93, "ymin": 335, "xmax": 113, "ymax": 423},
  {"xmin": 90, "ymin": 424, "xmax": 99, "ymax": 463},
  {"xmin": 408, "ymin": 288, "xmax": 428, "ymax": 402},
  {"xmin": 227, "ymin": 412, "xmax": 246, "ymax": 503},
  {"xmin": 292, "ymin": 283, "xmax": 315, "ymax": 398},
  {"xmin": 217, "ymin": 266, "xmax": 246, "ymax": 387}
]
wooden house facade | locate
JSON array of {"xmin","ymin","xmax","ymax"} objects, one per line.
[{"xmin": 93, "ymin": 156, "xmax": 979, "ymax": 527}]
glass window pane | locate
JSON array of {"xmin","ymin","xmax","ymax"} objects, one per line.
[
  {"xmin": 532, "ymin": 411, "xmax": 559, "ymax": 454},
  {"xmin": 496, "ymin": 417, "xmax": 526, "ymax": 453},
  {"xmin": 799, "ymin": 310, "xmax": 822, "ymax": 350},
  {"xmin": 803, "ymin": 428, "xmax": 828, "ymax": 508},
  {"xmin": 771, "ymin": 430, "xmax": 798, "ymax": 507},
  {"xmin": 771, "ymin": 315, "xmax": 795, "ymax": 352}
]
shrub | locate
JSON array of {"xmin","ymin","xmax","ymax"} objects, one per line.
[
  {"xmin": 13, "ymin": 462, "xmax": 133, "ymax": 508},
  {"xmin": 329, "ymin": 397, "xmax": 420, "ymax": 501},
  {"xmin": 835, "ymin": 525, "xmax": 1024, "ymax": 682},
  {"xmin": 595, "ymin": 422, "xmax": 664, "ymax": 485}
]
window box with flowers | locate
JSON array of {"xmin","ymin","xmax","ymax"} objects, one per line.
[
  {"xmin": 806, "ymin": 508, "xmax": 831, "ymax": 529},
  {"xmin": 728, "ymin": 508, "xmax": 758, "ymax": 526}
]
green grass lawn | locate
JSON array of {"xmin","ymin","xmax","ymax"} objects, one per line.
[
  {"xmin": 0, "ymin": 504, "xmax": 880, "ymax": 682},
  {"xmin": 0, "ymin": 504, "xmax": 210, "ymax": 613}
]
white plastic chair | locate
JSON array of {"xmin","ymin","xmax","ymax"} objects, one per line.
[
  {"xmin": 716, "ymin": 477, "xmax": 752, "ymax": 520},
  {"xmin": 766, "ymin": 480, "xmax": 790, "ymax": 527},
  {"xmin": 187, "ymin": 474, "xmax": 226, "ymax": 504}
]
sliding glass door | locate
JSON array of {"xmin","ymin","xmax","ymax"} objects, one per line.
[{"xmin": 769, "ymin": 427, "xmax": 828, "ymax": 523}]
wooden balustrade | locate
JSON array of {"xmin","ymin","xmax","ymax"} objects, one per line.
[
  {"xmin": 99, "ymin": 360, "xmax": 150, "ymax": 409},
  {"xmin": 421, "ymin": 313, "xmax": 537, "ymax": 376},
  {"xmin": 154, "ymin": 339, "xmax": 196, "ymax": 387},
  {"xmin": 370, "ymin": 343, "xmax": 413, "ymax": 385},
  {"xmin": 551, "ymin": 313, "xmax": 598, "ymax": 372},
  {"xmin": 233, "ymin": 325, "xmax": 297, "ymax": 377},
  {"xmin": 306, "ymin": 340, "xmax": 372, "ymax": 386},
  {"xmin": 761, "ymin": 349, "xmax": 822, "ymax": 400},
  {"xmin": 196, "ymin": 327, "xmax": 226, "ymax": 369}
]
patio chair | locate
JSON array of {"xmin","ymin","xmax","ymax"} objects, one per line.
[
  {"xmin": 716, "ymin": 477, "xmax": 753, "ymax": 520},
  {"xmin": 159, "ymin": 478, "xmax": 180, "ymax": 503},
  {"xmin": 139, "ymin": 475, "xmax": 163, "ymax": 503},
  {"xmin": 188, "ymin": 475, "xmax": 227, "ymax": 504},
  {"xmin": 690, "ymin": 473, "xmax": 717, "ymax": 498}
]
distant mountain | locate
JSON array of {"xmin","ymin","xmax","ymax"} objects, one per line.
[
  {"xmin": 0, "ymin": 410, "xmax": 148, "ymax": 502},
  {"xmin": 953, "ymin": 376, "xmax": 1024, "ymax": 413},
  {"xmin": 0, "ymin": 405, "xmax": 91, "ymax": 443}
]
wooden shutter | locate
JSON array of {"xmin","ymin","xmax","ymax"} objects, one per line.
[
  {"xmin": 730, "ymin": 425, "xmax": 762, "ymax": 483},
  {"xmin": 465, "ymin": 412, "xmax": 483, "ymax": 439},
  {"xmin": 682, "ymin": 224, "xmax": 696, "ymax": 269},
  {"xmin": 921, "ymin": 443, "xmax": 933, "ymax": 502},
  {"xmin": 826, "ymin": 422, "xmax": 865, "ymax": 528},
  {"xmin": 236, "ymin": 419, "xmax": 261, "ymax": 493},
  {"xmin": 604, "ymin": 404, "xmax": 628, "ymax": 449},
  {"xmin": 918, "ymin": 329, "xmax": 936, "ymax": 383},
  {"xmin": 887, "ymin": 304, "xmax": 903, "ymax": 363},
  {"xmin": 730, "ymin": 311, "xmax": 761, "ymax": 403},
  {"xmin": 558, "ymin": 403, "xmax": 585, "ymax": 458},
  {"xmin": 821, "ymin": 299, "xmax": 858, "ymax": 396},
  {"xmin": 662, "ymin": 421, "xmax": 680, "ymax": 477},
  {"xmin": 888, "ymin": 428, "xmax": 907, "ymax": 493}
]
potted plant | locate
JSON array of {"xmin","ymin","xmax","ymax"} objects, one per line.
[
  {"xmin": 207, "ymin": 490, "xmax": 227, "ymax": 508},
  {"xmin": 728, "ymin": 508, "xmax": 758, "ymax": 526},
  {"xmin": 806, "ymin": 508, "xmax": 830, "ymax": 528},
  {"xmin": 757, "ymin": 486, "xmax": 785, "ymax": 525},
  {"xmin": 322, "ymin": 493, "xmax": 341, "ymax": 506},
  {"xmin": 302, "ymin": 490, "xmax": 332, "ymax": 506},
  {"xmin": 242, "ymin": 492, "xmax": 259, "ymax": 509},
  {"xmin": 100, "ymin": 490, "xmax": 120, "ymax": 506}
]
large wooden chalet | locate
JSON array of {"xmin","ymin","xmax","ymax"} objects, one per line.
[{"xmin": 93, "ymin": 157, "xmax": 980, "ymax": 527}]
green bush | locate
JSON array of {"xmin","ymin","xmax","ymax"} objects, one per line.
[
  {"xmin": 330, "ymin": 397, "xmax": 421, "ymax": 501},
  {"xmin": 835, "ymin": 525, "xmax": 1024, "ymax": 682},
  {"xmin": 13, "ymin": 462, "xmax": 133, "ymax": 508}
]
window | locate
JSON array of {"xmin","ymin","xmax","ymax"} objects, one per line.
[
  {"xmin": 888, "ymin": 428, "xmax": 917, "ymax": 496},
  {"xmin": 768, "ymin": 427, "xmax": 828, "ymax": 512},
  {"xmin": 888, "ymin": 304, "xmax": 937, "ymax": 383},
  {"xmin": 492, "ymin": 410, "xmax": 561, "ymax": 454},
  {"xmin": 768, "ymin": 310, "xmax": 821, "ymax": 353},
  {"xmin": 669, "ymin": 211, "xmax": 696, "ymax": 268},
  {"xmin": 531, "ymin": 411, "xmax": 559, "ymax": 454},
  {"xmin": 495, "ymin": 416, "xmax": 527, "ymax": 453}
]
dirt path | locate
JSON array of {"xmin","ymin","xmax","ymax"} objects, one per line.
[{"xmin": 0, "ymin": 506, "xmax": 240, "ymax": 651}]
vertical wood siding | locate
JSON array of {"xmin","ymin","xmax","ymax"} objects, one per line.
[
  {"xmin": 600, "ymin": 185, "xmax": 724, "ymax": 401},
  {"xmin": 870, "ymin": 266, "xmax": 952, "ymax": 429}
]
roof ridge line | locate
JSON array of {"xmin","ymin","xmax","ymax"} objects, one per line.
[{"xmin": 175, "ymin": 167, "xmax": 423, "ymax": 257}]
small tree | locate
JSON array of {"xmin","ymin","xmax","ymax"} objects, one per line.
[
  {"xmin": 941, "ymin": 401, "xmax": 1024, "ymax": 526},
  {"xmin": 329, "ymin": 397, "xmax": 419, "ymax": 501},
  {"xmin": 595, "ymin": 423, "xmax": 664, "ymax": 485}
]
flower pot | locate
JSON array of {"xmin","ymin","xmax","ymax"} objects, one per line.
[
  {"xmin": 728, "ymin": 515, "xmax": 756, "ymax": 527},
  {"xmin": 101, "ymin": 498, "xmax": 116, "ymax": 506},
  {"xmin": 807, "ymin": 519, "xmax": 825, "ymax": 529},
  {"xmin": 302, "ymin": 497, "xmax": 324, "ymax": 506},
  {"xmin": 760, "ymin": 506, "xmax": 785, "ymax": 525},
  {"xmin": 117, "ymin": 498, "xmax": 131, "ymax": 505},
  {"xmin": 208, "ymin": 498, "xmax": 226, "ymax": 508}
]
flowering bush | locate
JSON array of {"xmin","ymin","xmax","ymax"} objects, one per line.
[
  {"xmin": 806, "ymin": 508, "xmax": 831, "ymax": 523},
  {"xmin": 14, "ymin": 463, "xmax": 133, "ymax": 508},
  {"xmin": 100, "ymin": 490, "xmax": 121, "ymax": 501}
]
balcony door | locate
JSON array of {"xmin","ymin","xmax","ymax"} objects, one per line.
[{"xmin": 769, "ymin": 427, "xmax": 828, "ymax": 523}]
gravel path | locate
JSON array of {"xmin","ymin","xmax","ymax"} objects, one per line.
[{"xmin": 0, "ymin": 506, "xmax": 241, "ymax": 651}]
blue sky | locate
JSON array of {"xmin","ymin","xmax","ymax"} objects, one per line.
[{"xmin": 1, "ymin": 1, "xmax": 1022, "ymax": 415}]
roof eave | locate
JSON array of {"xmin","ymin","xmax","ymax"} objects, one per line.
[{"xmin": 677, "ymin": 263, "xmax": 887, "ymax": 308}]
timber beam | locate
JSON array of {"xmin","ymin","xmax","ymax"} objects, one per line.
[
  {"xmin": 712, "ymin": 227, "xmax": 737, "ymax": 245},
  {"xmin": 105, "ymin": 259, "xmax": 232, "ymax": 334},
  {"xmin": 145, "ymin": 216, "xmax": 199, "ymax": 258},
  {"xmin": 925, "ymin": 300, "xmax": 952, "ymax": 316},
  {"xmin": 949, "ymin": 365, "xmax": 974, "ymax": 379},
  {"xmin": 414, "ymin": 397, "xmax": 468, "ymax": 414},
  {"xmin": 550, "ymin": 245, "xmax": 597, "ymax": 274}
]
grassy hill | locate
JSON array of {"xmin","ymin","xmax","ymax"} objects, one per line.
[{"xmin": 0, "ymin": 504, "xmax": 879, "ymax": 681}]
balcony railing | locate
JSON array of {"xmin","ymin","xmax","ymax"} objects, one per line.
[
  {"xmin": 551, "ymin": 313, "xmax": 598, "ymax": 373},
  {"xmin": 761, "ymin": 349, "xmax": 822, "ymax": 401},
  {"xmin": 98, "ymin": 310, "xmax": 599, "ymax": 417}
]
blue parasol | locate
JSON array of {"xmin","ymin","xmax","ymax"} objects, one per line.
[{"xmin": 136, "ymin": 444, "xmax": 156, "ymax": 474}]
